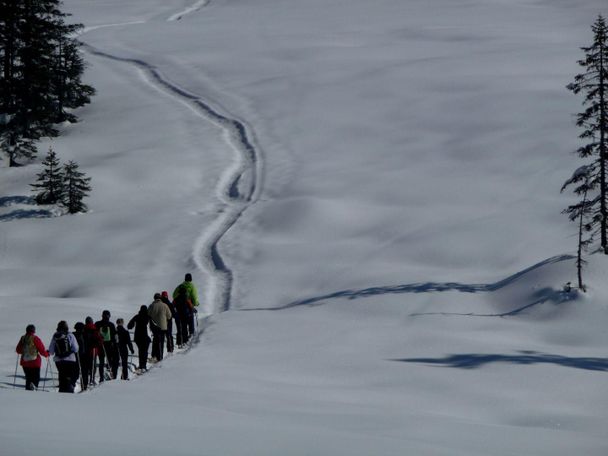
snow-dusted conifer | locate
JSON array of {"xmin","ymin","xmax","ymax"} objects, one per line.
[
  {"xmin": 562, "ymin": 166, "xmax": 594, "ymax": 290},
  {"xmin": 564, "ymin": 15, "xmax": 608, "ymax": 253},
  {"xmin": 31, "ymin": 147, "xmax": 64, "ymax": 204},
  {"xmin": 52, "ymin": 35, "xmax": 96, "ymax": 123},
  {"xmin": 61, "ymin": 160, "xmax": 91, "ymax": 214}
]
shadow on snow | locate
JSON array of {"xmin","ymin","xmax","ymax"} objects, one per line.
[
  {"xmin": 409, "ymin": 286, "xmax": 577, "ymax": 318},
  {"xmin": 242, "ymin": 254, "xmax": 574, "ymax": 312},
  {"xmin": 0, "ymin": 209, "xmax": 53, "ymax": 222},
  {"xmin": 0, "ymin": 195, "xmax": 53, "ymax": 222},
  {"xmin": 2, "ymin": 372, "xmax": 56, "ymax": 390},
  {"xmin": 391, "ymin": 351, "xmax": 608, "ymax": 372},
  {"xmin": 0, "ymin": 195, "xmax": 35, "ymax": 207}
]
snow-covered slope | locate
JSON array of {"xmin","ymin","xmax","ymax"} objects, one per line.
[{"xmin": 1, "ymin": 1, "xmax": 607, "ymax": 455}]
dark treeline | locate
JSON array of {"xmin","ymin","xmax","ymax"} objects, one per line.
[{"xmin": 0, "ymin": 0, "xmax": 95, "ymax": 166}]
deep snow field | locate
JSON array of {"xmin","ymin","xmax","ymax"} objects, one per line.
[{"xmin": 1, "ymin": 0, "xmax": 608, "ymax": 454}]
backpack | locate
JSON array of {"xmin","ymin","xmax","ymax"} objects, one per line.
[
  {"xmin": 21, "ymin": 335, "xmax": 38, "ymax": 362},
  {"xmin": 99, "ymin": 325, "xmax": 112, "ymax": 343},
  {"xmin": 54, "ymin": 332, "xmax": 73, "ymax": 358},
  {"xmin": 175, "ymin": 286, "xmax": 193, "ymax": 314}
]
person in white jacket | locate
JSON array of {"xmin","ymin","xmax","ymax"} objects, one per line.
[{"xmin": 48, "ymin": 320, "xmax": 79, "ymax": 393}]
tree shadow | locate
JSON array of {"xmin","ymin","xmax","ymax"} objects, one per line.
[
  {"xmin": 0, "ymin": 209, "xmax": 53, "ymax": 222},
  {"xmin": 242, "ymin": 254, "xmax": 574, "ymax": 311},
  {"xmin": 0, "ymin": 195, "xmax": 35, "ymax": 207},
  {"xmin": 410, "ymin": 287, "xmax": 577, "ymax": 318},
  {"xmin": 0, "ymin": 195, "xmax": 54, "ymax": 221},
  {"xmin": 391, "ymin": 351, "xmax": 608, "ymax": 372}
]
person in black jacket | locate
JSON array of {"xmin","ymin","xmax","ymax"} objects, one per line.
[
  {"xmin": 173, "ymin": 286, "xmax": 191, "ymax": 347},
  {"xmin": 161, "ymin": 291, "xmax": 177, "ymax": 353},
  {"xmin": 95, "ymin": 310, "xmax": 118, "ymax": 381},
  {"xmin": 116, "ymin": 318, "xmax": 134, "ymax": 380},
  {"xmin": 127, "ymin": 305, "xmax": 151, "ymax": 372},
  {"xmin": 72, "ymin": 322, "xmax": 88, "ymax": 390}
]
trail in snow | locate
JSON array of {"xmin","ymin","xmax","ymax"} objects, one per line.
[
  {"xmin": 167, "ymin": 0, "xmax": 210, "ymax": 22},
  {"xmin": 79, "ymin": 10, "xmax": 263, "ymax": 314},
  {"xmin": 81, "ymin": 21, "xmax": 146, "ymax": 35}
]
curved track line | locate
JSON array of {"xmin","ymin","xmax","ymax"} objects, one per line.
[
  {"xmin": 80, "ymin": 42, "xmax": 262, "ymax": 313},
  {"xmin": 81, "ymin": 21, "xmax": 146, "ymax": 34},
  {"xmin": 167, "ymin": 0, "xmax": 211, "ymax": 22}
]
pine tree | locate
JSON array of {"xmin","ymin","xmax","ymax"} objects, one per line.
[
  {"xmin": 0, "ymin": 0, "xmax": 95, "ymax": 166},
  {"xmin": 12, "ymin": 0, "xmax": 64, "ymax": 138},
  {"xmin": 31, "ymin": 147, "xmax": 63, "ymax": 204},
  {"xmin": 61, "ymin": 160, "xmax": 91, "ymax": 214},
  {"xmin": 564, "ymin": 15, "xmax": 608, "ymax": 253},
  {"xmin": 561, "ymin": 166, "xmax": 594, "ymax": 290},
  {"xmin": 52, "ymin": 34, "xmax": 95, "ymax": 123},
  {"xmin": 0, "ymin": 0, "xmax": 19, "ymax": 116}
]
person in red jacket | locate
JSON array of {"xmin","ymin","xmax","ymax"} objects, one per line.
[
  {"xmin": 83, "ymin": 316, "xmax": 104, "ymax": 387},
  {"xmin": 15, "ymin": 324, "xmax": 49, "ymax": 391}
]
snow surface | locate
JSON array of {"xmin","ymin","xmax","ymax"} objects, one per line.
[{"xmin": 1, "ymin": 0, "xmax": 608, "ymax": 454}]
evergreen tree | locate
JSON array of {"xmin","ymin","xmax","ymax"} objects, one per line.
[
  {"xmin": 61, "ymin": 160, "xmax": 91, "ymax": 214},
  {"xmin": 564, "ymin": 15, "xmax": 608, "ymax": 253},
  {"xmin": 0, "ymin": 0, "xmax": 95, "ymax": 166},
  {"xmin": 0, "ymin": 0, "xmax": 19, "ymax": 116},
  {"xmin": 11, "ymin": 0, "xmax": 64, "ymax": 138},
  {"xmin": 562, "ymin": 166, "xmax": 594, "ymax": 290},
  {"xmin": 52, "ymin": 34, "xmax": 95, "ymax": 123},
  {"xmin": 31, "ymin": 147, "xmax": 63, "ymax": 204}
]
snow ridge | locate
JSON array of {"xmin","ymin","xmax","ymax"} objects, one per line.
[{"xmin": 245, "ymin": 254, "xmax": 575, "ymax": 311}]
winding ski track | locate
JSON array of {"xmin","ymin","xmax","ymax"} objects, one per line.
[
  {"xmin": 79, "ymin": 3, "xmax": 262, "ymax": 314},
  {"xmin": 167, "ymin": 0, "xmax": 211, "ymax": 22}
]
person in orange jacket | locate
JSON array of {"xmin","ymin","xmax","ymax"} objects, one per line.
[{"xmin": 15, "ymin": 324, "xmax": 49, "ymax": 391}]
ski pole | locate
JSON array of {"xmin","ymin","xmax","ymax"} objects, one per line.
[
  {"xmin": 48, "ymin": 359, "xmax": 57, "ymax": 388},
  {"xmin": 91, "ymin": 349, "xmax": 98, "ymax": 386},
  {"xmin": 102, "ymin": 344, "xmax": 112, "ymax": 380},
  {"xmin": 42, "ymin": 357, "xmax": 50, "ymax": 391},
  {"xmin": 13, "ymin": 354, "xmax": 20, "ymax": 389},
  {"xmin": 76, "ymin": 352, "xmax": 84, "ymax": 391}
]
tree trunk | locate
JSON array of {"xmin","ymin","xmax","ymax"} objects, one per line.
[
  {"xmin": 577, "ymin": 199, "xmax": 585, "ymax": 290},
  {"xmin": 600, "ymin": 40, "xmax": 608, "ymax": 253}
]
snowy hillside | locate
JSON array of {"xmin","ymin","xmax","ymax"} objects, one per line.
[{"xmin": 1, "ymin": 0, "xmax": 608, "ymax": 455}]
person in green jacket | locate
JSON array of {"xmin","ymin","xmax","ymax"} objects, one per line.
[{"xmin": 173, "ymin": 273, "xmax": 199, "ymax": 339}]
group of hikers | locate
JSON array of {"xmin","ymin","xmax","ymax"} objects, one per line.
[{"xmin": 14, "ymin": 273, "xmax": 199, "ymax": 393}]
